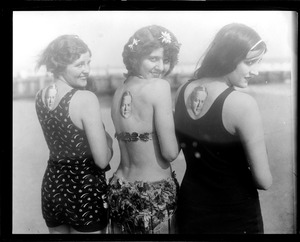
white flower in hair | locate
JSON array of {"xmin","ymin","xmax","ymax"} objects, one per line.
[
  {"xmin": 128, "ymin": 38, "xmax": 140, "ymax": 50},
  {"xmin": 159, "ymin": 31, "xmax": 172, "ymax": 44}
]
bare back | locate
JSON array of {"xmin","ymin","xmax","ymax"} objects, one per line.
[{"xmin": 111, "ymin": 76, "xmax": 178, "ymax": 182}]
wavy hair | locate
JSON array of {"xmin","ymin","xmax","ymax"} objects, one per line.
[
  {"xmin": 194, "ymin": 23, "xmax": 267, "ymax": 80},
  {"xmin": 36, "ymin": 35, "xmax": 91, "ymax": 78},
  {"xmin": 122, "ymin": 25, "xmax": 181, "ymax": 77}
]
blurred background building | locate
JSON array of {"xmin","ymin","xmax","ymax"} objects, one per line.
[{"xmin": 13, "ymin": 11, "xmax": 295, "ymax": 99}]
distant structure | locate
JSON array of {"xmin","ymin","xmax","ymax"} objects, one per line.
[{"xmin": 13, "ymin": 63, "xmax": 291, "ymax": 99}]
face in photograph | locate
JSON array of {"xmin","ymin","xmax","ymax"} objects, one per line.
[
  {"xmin": 190, "ymin": 86, "xmax": 208, "ymax": 116},
  {"xmin": 120, "ymin": 92, "xmax": 132, "ymax": 119},
  {"xmin": 45, "ymin": 85, "xmax": 57, "ymax": 110}
]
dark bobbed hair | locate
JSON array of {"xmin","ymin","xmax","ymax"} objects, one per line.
[
  {"xmin": 194, "ymin": 23, "xmax": 267, "ymax": 80},
  {"xmin": 122, "ymin": 25, "xmax": 181, "ymax": 77},
  {"xmin": 36, "ymin": 35, "xmax": 91, "ymax": 78}
]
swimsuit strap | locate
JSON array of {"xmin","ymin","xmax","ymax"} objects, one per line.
[{"xmin": 115, "ymin": 132, "xmax": 156, "ymax": 142}]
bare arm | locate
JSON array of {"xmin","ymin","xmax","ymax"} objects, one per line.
[
  {"xmin": 78, "ymin": 91, "xmax": 112, "ymax": 169},
  {"xmin": 232, "ymin": 94, "xmax": 272, "ymax": 190},
  {"xmin": 152, "ymin": 79, "xmax": 179, "ymax": 162}
]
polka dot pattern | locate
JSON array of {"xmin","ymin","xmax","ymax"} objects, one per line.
[{"xmin": 36, "ymin": 89, "xmax": 108, "ymax": 230}]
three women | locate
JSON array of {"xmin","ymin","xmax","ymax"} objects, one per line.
[{"xmin": 36, "ymin": 23, "xmax": 272, "ymax": 234}]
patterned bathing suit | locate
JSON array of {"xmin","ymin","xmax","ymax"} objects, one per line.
[
  {"xmin": 35, "ymin": 88, "xmax": 110, "ymax": 232},
  {"xmin": 115, "ymin": 132, "xmax": 155, "ymax": 142},
  {"xmin": 108, "ymin": 171, "xmax": 179, "ymax": 234}
]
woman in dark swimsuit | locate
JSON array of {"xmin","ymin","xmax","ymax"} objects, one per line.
[
  {"xmin": 108, "ymin": 25, "xmax": 181, "ymax": 234},
  {"xmin": 35, "ymin": 35, "xmax": 113, "ymax": 234},
  {"xmin": 174, "ymin": 23, "xmax": 272, "ymax": 234}
]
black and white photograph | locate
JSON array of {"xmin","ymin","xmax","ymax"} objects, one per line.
[{"xmin": 12, "ymin": 10, "xmax": 296, "ymax": 235}]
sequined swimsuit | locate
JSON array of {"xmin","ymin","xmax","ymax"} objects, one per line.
[
  {"xmin": 108, "ymin": 172, "xmax": 179, "ymax": 234},
  {"xmin": 111, "ymin": 131, "xmax": 178, "ymax": 233},
  {"xmin": 35, "ymin": 88, "xmax": 109, "ymax": 232},
  {"xmin": 115, "ymin": 132, "xmax": 155, "ymax": 142}
]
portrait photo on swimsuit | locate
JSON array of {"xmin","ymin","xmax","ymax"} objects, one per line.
[{"xmin": 120, "ymin": 91, "xmax": 133, "ymax": 119}]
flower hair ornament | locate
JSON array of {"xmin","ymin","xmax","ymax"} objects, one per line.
[
  {"xmin": 128, "ymin": 31, "xmax": 176, "ymax": 52},
  {"xmin": 159, "ymin": 31, "xmax": 172, "ymax": 44},
  {"xmin": 128, "ymin": 38, "xmax": 140, "ymax": 51}
]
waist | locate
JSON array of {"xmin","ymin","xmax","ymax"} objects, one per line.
[
  {"xmin": 112, "ymin": 165, "xmax": 174, "ymax": 183},
  {"xmin": 109, "ymin": 170, "xmax": 178, "ymax": 187},
  {"xmin": 47, "ymin": 157, "xmax": 110, "ymax": 172}
]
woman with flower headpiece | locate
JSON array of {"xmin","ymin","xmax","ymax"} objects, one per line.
[
  {"xmin": 108, "ymin": 25, "xmax": 181, "ymax": 234},
  {"xmin": 174, "ymin": 23, "xmax": 272, "ymax": 234},
  {"xmin": 35, "ymin": 35, "xmax": 113, "ymax": 233}
]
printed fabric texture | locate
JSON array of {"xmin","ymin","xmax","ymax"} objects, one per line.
[
  {"xmin": 115, "ymin": 132, "xmax": 155, "ymax": 142},
  {"xmin": 35, "ymin": 88, "xmax": 109, "ymax": 231},
  {"xmin": 108, "ymin": 171, "xmax": 179, "ymax": 234}
]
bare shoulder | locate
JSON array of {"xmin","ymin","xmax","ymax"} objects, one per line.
[
  {"xmin": 74, "ymin": 89, "xmax": 98, "ymax": 99},
  {"xmin": 143, "ymin": 78, "xmax": 171, "ymax": 102},
  {"xmin": 145, "ymin": 78, "xmax": 171, "ymax": 94},
  {"xmin": 225, "ymin": 90, "xmax": 259, "ymax": 116},
  {"xmin": 72, "ymin": 90, "xmax": 100, "ymax": 108}
]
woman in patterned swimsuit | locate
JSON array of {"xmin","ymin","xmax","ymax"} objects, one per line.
[
  {"xmin": 35, "ymin": 35, "xmax": 113, "ymax": 234},
  {"xmin": 108, "ymin": 25, "xmax": 181, "ymax": 234}
]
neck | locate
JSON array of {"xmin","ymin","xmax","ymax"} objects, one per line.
[
  {"xmin": 54, "ymin": 78, "xmax": 74, "ymax": 94},
  {"xmin": 200, "ymin": 76, "xmax": 228, "ymax": 85},
  {"xmin": 56, "ymin": 77, "xmax": 71, "ymax": 88}
]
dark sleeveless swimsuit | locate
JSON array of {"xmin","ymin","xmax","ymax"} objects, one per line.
[
  {"xmin": 35, "ymin": 88, "xmax": 109, "ymax": 232},
  {"xmin": 174, "ymin": 81, "xmax": 263, "ymax": 234}
]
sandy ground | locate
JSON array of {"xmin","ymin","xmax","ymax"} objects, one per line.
[{"xmin": 12, "ymin": 83, "xmax": 296, "ymax": 234}]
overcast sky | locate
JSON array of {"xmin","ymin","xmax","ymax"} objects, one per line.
[{"xmin": 13, "ymin": 11, "xmax": 296, "ymax": 76}]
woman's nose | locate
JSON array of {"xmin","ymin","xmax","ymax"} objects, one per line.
[
  {"xmin": 83, "ymin": 63, "xmax": 90, "ymax": 73},
  {"xmin": 155, "ymin": 59, "xmax": 164, "ymax": 71},
  {"xmin": 250, "ymin": 70, "xmax": 259, "ymax": 76}
]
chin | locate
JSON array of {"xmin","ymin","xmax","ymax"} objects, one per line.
[
  {"xmin": 236, "ymin": 81, "xmax": 248, "ymax": 89},
  {"xmin": 242, "ymin": 82, "xmax": 249, "ymax": 88},
  {"xmin": 80, "ymin": 81, "xmax": 88, "ymax": 88}
]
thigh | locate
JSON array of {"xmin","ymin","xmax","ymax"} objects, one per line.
[
  {"xmin": 48, "ymin": 224, "xmax": 70, "ymax": 234},
  {"xmin": 70, "ymin": 226, "xmax": 107, "ymax": 234}
]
